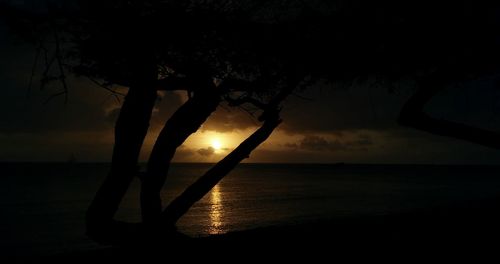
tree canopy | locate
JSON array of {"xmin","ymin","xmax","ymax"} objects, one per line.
[{"xmin": 5, "ymin": 0, "xmax": 499, "ymax": 98}]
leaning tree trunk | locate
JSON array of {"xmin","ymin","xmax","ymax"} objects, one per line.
[
  {"xmin": 141, "ymin": 87, "xmax": 221, "ymax": 224},
  {"xmin": 161, "ymin": 111, "xmax": 282, "ymax": 225},
  {"xmin": 86, "ymin": 70, "xmax": 158, "ymax": 242}
]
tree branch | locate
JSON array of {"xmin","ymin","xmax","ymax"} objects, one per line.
[
  {"xmin": 225, "ymin": 94, "xmax": 268, "ymax": 109},
  {"xmin": 141, "ymin": 88, "xmax": 221, "ymax": 223},
  {"xmin": 218, "ymin": 79, "xmax": 257, "ymax": 92},
  {"xmin": 155, "ymin": 76, "xmax": 196, "ymax": 91},
  {"xmin": 258, "ymin": 82, "xmax": 296, "ymax": 121},
  {"xmin": 398, "ymin": 77, "xmax": 500, "ymax": 150},
  {"xmin": 88, "ymin": 77, "xmax": 126, "ymax": 96},
  {"xmin": 161, "ymin": 111, "xmax": 282, "ymax": 225},
  {"xmin": 54, "ymin": 31, "xmax": 68, "ymax": 103},
  {"xmin": 156, "ymin": 77, "xmax": 259, "ymax": 92}
]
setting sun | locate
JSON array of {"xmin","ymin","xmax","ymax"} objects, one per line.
[{"xmin": 211, "ymin": 139, "xmax": 222, "ymax": 150}]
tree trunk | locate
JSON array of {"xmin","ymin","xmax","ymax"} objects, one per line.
[
  {"xmin": 141, "ymin": 89, "xmax": 220, "ymax": 224},
  {"xmin": 161, "ymin": 112, "xmax": 282, "ymax": 225},
  {"xmin": 86, "ymin": 74, "xmax": 157, "ymax": 242}
]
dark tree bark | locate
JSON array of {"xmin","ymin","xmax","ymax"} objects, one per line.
[
  {"xmin": 398, "ymin": 75, "xmax": 500, "ymax": 150},
  {"xmin": 161, "ymin": 111, "xmax": 282, "ymax": 225},
  {"xmin": 141, "ymin": 87, "xmax": 221, "ymax": 224},
  {"xmin": 86, "ymin": 65, "xmax": 158, "ymax": 242}
]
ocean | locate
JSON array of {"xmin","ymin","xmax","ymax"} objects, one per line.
[{"xmin": 1, "ymin": 163, "xmax": 500, "ymax": 257}]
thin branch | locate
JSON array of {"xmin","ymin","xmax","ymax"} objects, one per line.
[
  {"xmin": 43, "ymin": 90, "xmax": 66, "ymax": 104},
  {"xmin": 113, "ymin": 94, "xmax": 121, "ymax": 104},
  {"xmin": 27, "ymin": 41, "xmax": 42, "ymax": 98},
  {"xmin": 237, "ymin": 106, "xmax": 260, "ymax": 126},
  {"xmin": 53, "ymin": 31, "xmax": 68, "ymax": 103},
  {"xmin": 42, "ymin": 46, "xmax": 51, "ymax": 70},
  {"xmin": 88, "ymin": 77, "xmax": 126, "ymax": 96},
  {"xmin": 40, "ymin": 53, "xmax": 56, "ymax": 90},
  {"xmin": 156, "ymin": 76, "xmax": 265, "ymax": 94},
  {"xmin": 291, "ymin": 92, "xmax": 313, "ymax": 101},
  {"xmin": 225, "ymin": 94, "xmax": 268, "ymax": 109}
]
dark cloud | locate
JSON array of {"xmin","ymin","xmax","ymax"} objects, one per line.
[
  {"xmin": 299, "ymin": 136, "xmax": 345, "ymax": 151},
  {"xmin": 197, "ymin": 146, "xmax": 215, "ymax": 157},
  {"xmin": 284, "ymin": 142, "xmax": 298, "ymax": 149},
  {"xmin": 352, "ymin": 134, "xmax": 374, "ymax": 146},
  {"xmin": 280, "ymin": 82, "xmax": 411, "ymax": 134},
  {"xmin": 293, "ymin": 134, "xmax": 374, "ymax": 152}
]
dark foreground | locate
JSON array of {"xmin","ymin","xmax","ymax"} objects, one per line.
[
  {"xmin": 23, "ymin": 196, "xmax": 500, "ymax": 263},
  {"xmin": 3, "ymin": 163, "xmax": 500, "ymax": 262}
]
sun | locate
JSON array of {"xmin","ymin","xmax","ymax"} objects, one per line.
[{"xmin": 211, "ymin": 139, "xmax": 222, "ymax": 150}]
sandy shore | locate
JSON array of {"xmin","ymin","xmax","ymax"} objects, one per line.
[{"xmin": 17, "ymin": 195, "xmax": 497, "ymax": 263}]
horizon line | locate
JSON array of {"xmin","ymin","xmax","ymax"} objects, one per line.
[{"xmin": 1, "ymin": 161, "xmax": 499, "ymax": 166}]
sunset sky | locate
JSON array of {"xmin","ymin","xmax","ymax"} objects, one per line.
[{"xmin": 1, "ymin": 19, "xmax": 500, "ymax": 164}]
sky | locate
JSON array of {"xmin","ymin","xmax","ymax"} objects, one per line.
[{"xmin": 1, "ymin": 15, "xmax": 500, "ymax": 164}]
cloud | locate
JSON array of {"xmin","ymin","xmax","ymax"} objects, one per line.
[
  {"xmin": 292, "ymin": 134, "xmax": 374, "ymax": 152},
  {"xmin": 299, "ymin": 135, "xmax": 347, "ymax": 151},
  {"xmin": 280, "ymin": 82, "xmax": 412, "ymax": 134},
  {"xmin": 197, "ymin": 146, "xmax": 215, "ymax": 156}
]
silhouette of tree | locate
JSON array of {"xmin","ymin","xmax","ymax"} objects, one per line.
[
  {"xmin": 71, "ymin": 1, "xmax": 305, "ymax": 242},
  {"xmin": 3, "ymin": 0, "xmax": 499, "ymax": 244},
  {"xmin": 1, "ymin": 0, "xmax": 311, "ymax": 243}
]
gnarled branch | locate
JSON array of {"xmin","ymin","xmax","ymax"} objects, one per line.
[
  {"xmin": 141, "ymin": 88, "xmax": 221, "ymax": 223},
  {"xmin": 398, "ymin": 76, "xmax": 500, "ymax": 149},
  {"xmin": 161, "ymin": 110, "xmax": 282, "ymax": 225}
]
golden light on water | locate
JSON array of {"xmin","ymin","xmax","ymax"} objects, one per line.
[{"xmin": 208, "ymin": 184, "xmax": 223, "ymax": 234}]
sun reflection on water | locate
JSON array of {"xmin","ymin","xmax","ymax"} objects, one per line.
[{"xmin": 208, "ymin": 184, "xmax": 224, "ymax": 234}]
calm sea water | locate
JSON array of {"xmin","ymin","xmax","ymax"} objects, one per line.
[{"xmin": 1, "ymin": 163, "xmax": 500, "ymax": 257}]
